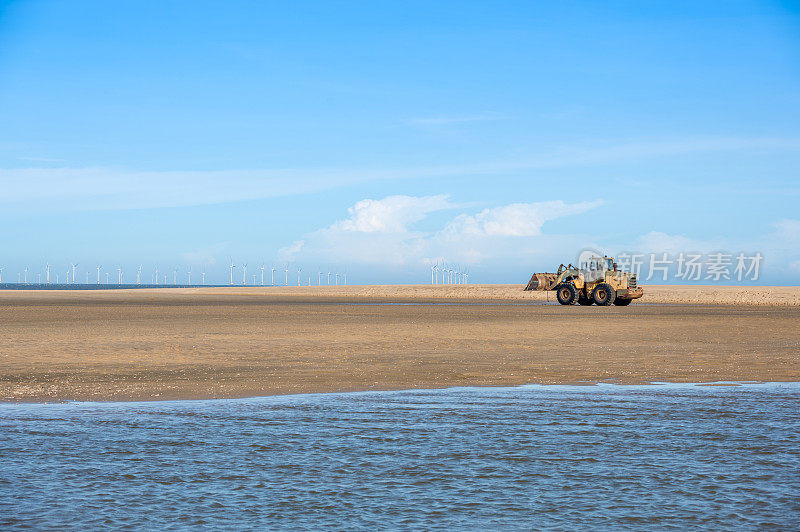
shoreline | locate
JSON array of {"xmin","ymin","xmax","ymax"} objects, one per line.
[
  {"xmin": 2, "ymin": 285, "xmax": 799, "ymax": 403},
  {"xmin": 4, "ymin": 380, "xmax": 800, "ymax": 406}
]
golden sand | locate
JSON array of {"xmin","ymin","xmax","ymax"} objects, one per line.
[{"xmin": 1, "ymin": 285, "xmax": 798, "ymax": 402}]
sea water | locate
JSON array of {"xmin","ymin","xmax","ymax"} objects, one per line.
[{"xmin": 1, "ymin": 383, "xmax": 798, "ymax": 529}]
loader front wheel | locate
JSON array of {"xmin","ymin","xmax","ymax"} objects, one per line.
[
  {"xmin": 592, "ymin": 283, "xmax": 616, "ymax": 306},
  {"xmin": 556, "ymin": 283, "xmax": 577, "ymax": 305}
]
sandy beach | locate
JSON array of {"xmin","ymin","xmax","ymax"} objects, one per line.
[{"xmin": 1, "ymin": 285, "xmax": 799, "ymax": 402}]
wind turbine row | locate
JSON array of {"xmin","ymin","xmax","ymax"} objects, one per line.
[
  {"xmin": 2, "ymin": 263, "xmax": 212, "ymax": 286},
  {"xmin": 226, "ymin": 259, "xmax": 347, "ymax": 287},
  {"xmin": 1, "ymin": 261, "xmax": 350, "ymax": 288},
  {"xmin": 430, "ymin": 262, "xmax": 469, "ymax": 285}
]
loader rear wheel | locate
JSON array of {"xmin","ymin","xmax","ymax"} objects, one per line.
[
  {"xmin": 592, "ymin": 283, "xmax": 616, "ymax": 306},
  {"xmin": 613, "ymin": 298, "xmax": 632, "ymax": 306},
  {"xmin": 577, "ymin": 293, "xmax": 593, "ymax": 305},
  {"xmin": 556, "ymin": 283, "xmax": 577, "ymax": 305}
]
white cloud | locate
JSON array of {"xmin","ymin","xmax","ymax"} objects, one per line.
[
  {"xmin": 180, "ymin": 243, "xmax": 227, "ymax": 265},
  {"xmin": 773, "ymin": 219, "xmax": 800, "ymax": 242},
  {"xmin": 332, "ymin": 195, "xmax": 453, "ymax": 233},
  {"xmin": 3, "ymin": 136, "xmax": 798, "ymax": 213},
  {"xmin": 282, "ymin": 195, "xmax": 603, "ymax": 267},
  {"xmin": 632, "ymin": 231, "xmax": 715, "ymax": 254},
  {"xmin": 759, "ymin": 219, "xmax": 800, "ymax": 271},
  {"xmin": 617, "ymin": 222, "xmax": 800, "ymax": 282},
  {"xmin": 277, "ymin": 240, "xmax": 305, "ymax": 262},
  {"xmin": 442, "ymin": 200, "xmax": 603, "ymax": 237}
]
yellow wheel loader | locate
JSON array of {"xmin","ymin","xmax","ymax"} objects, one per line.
[{"xmin": 525, "ymin": 256, "xmax": 643, "ymax": 306}]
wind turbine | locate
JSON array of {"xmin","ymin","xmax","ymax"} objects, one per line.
[
  {"xmin": 431, "ymin": 265, "xmax": 436, "ymax": 285},
  {"xmin": 318, "ymin": 271, "xmax": 322, "ymax": 286},
  {"xmin": 335, "ymin": 273, "xmax": 339, "ymax": 285},
  {"xmin": 173, "ymin": 267, "xmax": 177, "ymax": 285},
  {"xmin": 201, "ymin": 271, "xmax": 206, "ymax": 286},
  {"xmin": 155, "ymin": 266, "xmax": 159, "ymax": 285},
  {"xmin": 343, "ymin": 273, "xmax": 347, "ymax": 286},
  {"xmin": 137, "ymin": 265, "xmax": 142, "ymax": 285},
  {"xmin": 0, "ymin": 267, "xmax": 3, "ymax": 283},
  {"xmin": 242, "ymin": 263, "xmax": 247, "ymax": 285},
  {"xmin": 284, "ymin": 265, "xmax": 288, "ymax": 286},
  {"xmin": 117, "ymin": 267, "xmax": 122, "ymax": 284},
  {"xmin": 24, "ymin": 266, "xmax": 28, "ymax": 284},
  {"xmin": 105, "ymin": 272, "xmax": 109, "ymax": 284},
  {"xmin": 297, "ymin": 267, "xmax": 302, "ymax": 286},
  {"xmin": 260, "ymin": 264, "xmax": 265, "ymax": 286},
  {"xmin": 45, "ymin": 263, "xmax": 50, "ymax": 284},
  {"xmin": 187, "ymin": 267, "xmax": 192, "ymax": 286},
  {"xmin": 229, "ymin": 259, "xmax": 235, "ymax": 286},
  {"xmin": 327, "ymin": 271, "xmax": 331, "ymax": 286},
  {"xmin": 85, "ymin": 272, "xmax": 89, "ymax": 284},
  {"xmin": 71, "ymin": 263, "xmax": 77, "ymax": 284},
  {"xmin": 271, "ymin": 267, "xmax": 276, "ymax": 286},
  {"xmin": 96, "ymin": 265, "xmax": 101, "ymax": 284}
]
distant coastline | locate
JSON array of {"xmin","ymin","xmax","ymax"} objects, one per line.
[{"xmin": 0, "ymin": 283, "xmax": 235, "ymax": 290}]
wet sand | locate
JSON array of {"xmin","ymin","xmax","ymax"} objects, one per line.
[{"xmin": 1, "ymin": 285, "xmax": 799, "ymax": 402}]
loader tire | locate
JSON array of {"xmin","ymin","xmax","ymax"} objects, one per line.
[
  {"xmin": 578, "ymin": 293, "xmax": 593, "ymax": 305},
  {"xmin": 613, "ymin": 298, "xmax": 632, "ymax": 306},
  {"xmin": 556, "ymin": 283, "xmax": 577, "ymax": 305},
  {"xmin": 592, "ymin": 283, "xmax": 616, "ymax": 306}
]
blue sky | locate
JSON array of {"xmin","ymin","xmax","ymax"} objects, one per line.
[{"xmin": 1, "ymin": 1, "xmax": 799, "ymax": 284}]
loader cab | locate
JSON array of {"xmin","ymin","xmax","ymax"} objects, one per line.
[
  {"xmin": 580, "ymin": 257, "xmax": 602, "ymax": 271},
  {"xmin": 580, "ymin": 256, "xmax": 607, "ymax": 282},
  {"xmin": 583, "ymin": 257, "xmax": 614, "ymax": 272}
]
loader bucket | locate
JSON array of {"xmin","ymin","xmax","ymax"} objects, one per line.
[{"xmin": 525, "ymin": 273, "xmax": 557, "ymax": 291}]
